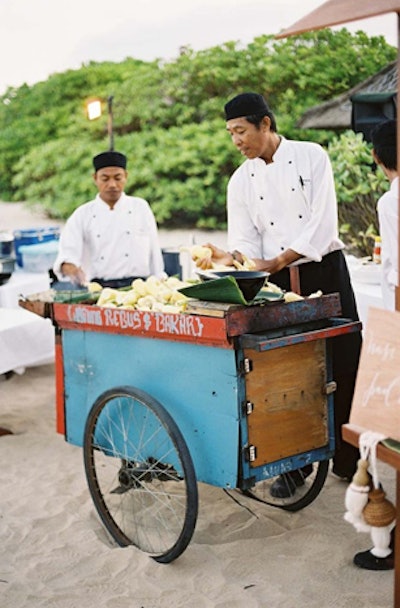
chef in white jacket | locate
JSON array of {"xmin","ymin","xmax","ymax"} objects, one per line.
[
  {"xmin": 53, "ymin": 150, "xmax": 164, "ymax": 288},
  {"xmin": 198, "ymin": 92, "xmax": 362, "ymax": 495}
]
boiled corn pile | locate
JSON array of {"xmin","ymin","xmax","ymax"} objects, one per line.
[
  {"xmin": 262, "ymin": 281, "xmax": 301, "ymax": 302},
  {"xmin": 95, "ymin": 276, "xmax": 192, "ymax": 312},
  {"xmin": 181, "ymin": 245, "xmax": 256, "ymax": 271},
  {"xmin": 264, "ymin": 281, "xmax": 322, "ymax": 302},
  {"xmin": 93, "ymin": 275, "xmax": 322, "ymax": 312}
]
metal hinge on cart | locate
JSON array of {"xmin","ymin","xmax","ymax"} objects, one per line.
[
  {"xmin": 325, "ymin": 381, "xmax": 337, "ymax": 394},
  {"xmin": 244, "ymin": 444, "xmax": 257, "ymax": 462},
  {"xmin": 239, "ymin": 357, "xmax": 253, "ymax": 374},
  {"xmin": 242, "ymin": 400, "xmax": 254, "ymax": 416}
]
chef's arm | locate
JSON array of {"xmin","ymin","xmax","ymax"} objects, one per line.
[
  {"xmin": 60, "ymin": 262, "xmax": 87, "ymax": 286},
  {"xmin": 196, "ymin": 244, "xmax": 303, "ymax": 274},
  {"xmin": 251, "ymin": 249, "xmax": 303, "ymax": 274}
]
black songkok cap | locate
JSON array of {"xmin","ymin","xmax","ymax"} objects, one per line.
[
  {"xmin": 224, "ymin": 92, "xmax": 270, "ymax": 121},
  {"xmin": 93, "ymin": 151, "xmax": 127, "ymax": 171}
]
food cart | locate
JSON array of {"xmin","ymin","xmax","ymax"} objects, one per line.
[{"xmin": 22, "ymin": 290, "xmax": 360, "ymax": 563}]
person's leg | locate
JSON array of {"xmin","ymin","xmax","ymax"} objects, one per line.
[
  {"xmin": 299, "ymin": 252, "xmax": 362, "ymax": 480},
  {"xmin": 269, "ymin": 465, "xmax": 313, "ymax": 498},
  {"xmin": 269, "ymin": 253, "xmax": 362, "ymax": 494}
]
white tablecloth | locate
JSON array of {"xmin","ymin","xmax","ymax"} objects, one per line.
[
  {"xmin": 0, "ymin": 270, "xmax": 50, "ymax": 308},
  {"xmin": 346, "ymin": 256, "xmax": 384, "ymax": 330},
  {"xmin": 0, "ymin": 308, "xmax": 55, "ymax": 375}
]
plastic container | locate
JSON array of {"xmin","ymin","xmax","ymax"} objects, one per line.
[
  {"xmin": 13, "ymin": 226, "xmax": 60, "ymax": 267},
  {"xmin": 373, "ymin": 236, "xmax": 382, "ymax": 264},
  {"xmin": 19, "ymin": 240, "xmax": 59, "ymax": 273}
]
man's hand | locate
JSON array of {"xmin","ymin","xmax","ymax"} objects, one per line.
[
  {"xmin": 195, "ymin": 243, "xmax": 235, "ymax": 270},
  {"xmin": 60, "ymin": 262, "xmax": 87, "ymax": 286}
]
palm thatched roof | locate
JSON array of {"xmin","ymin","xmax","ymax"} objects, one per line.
[{"xmin": 297, "ymin": 61, "xmax": 397, "ymax": 129}]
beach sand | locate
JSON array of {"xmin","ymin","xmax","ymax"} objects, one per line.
[{"xmin": 0, "ymin": 201, "xmax": 396, "ymax": 607}]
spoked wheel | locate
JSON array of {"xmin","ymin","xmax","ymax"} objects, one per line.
[
  {"xmin": 83, "ymin": 386, "xmax": 198, "ymax": 563},
  {"xmin": 243, "ymin": 460, "xmax": 329, "ymax": 512}
]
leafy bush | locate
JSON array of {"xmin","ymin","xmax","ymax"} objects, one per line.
[{"xmin": 328, "ymin": 131, "xmax": 389, "ymax": 256}]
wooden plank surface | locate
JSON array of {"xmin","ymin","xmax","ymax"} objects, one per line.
[
  {"xmin": 186, "ymin": 300, "xmax": 242, "ymax": 317},
  {"xmin": 245, "ymin": 340, "xmax": 328, "ymax": 466},
  {"xmin": 51, "ymin": 302, "xmax": 233, "ymax": 348},
  {"xmin": 225, "ymin": 294, "xmax": 342, "ymax": 336}
]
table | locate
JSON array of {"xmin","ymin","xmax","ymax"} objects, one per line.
[
  {"xmin": 0, "ymin": 270, "xmax": 50, "ymax": 308},
  {"xmin": 346, "ymin": 257, "xmax": 384, "ymax": 329},
  {"xmin": 343, "ymin": 424, "xmax": 400, "ymax": 607},
  {"xmin": 0, "ymin": 307, "xmax": 55, "ymax": 375}
]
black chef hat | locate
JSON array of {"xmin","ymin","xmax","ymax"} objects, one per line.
[
  {"xmin": 93, "ymin": 151, "xmax": 127, "ymax": 171},
  {"xmin": 224, "ymin": 93, "xmax": 270, "ymax": 121}
]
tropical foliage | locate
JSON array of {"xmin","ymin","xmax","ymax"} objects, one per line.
[{"xmin": 0, "ymin": 28, "xmax": 396, "ymax": 254}]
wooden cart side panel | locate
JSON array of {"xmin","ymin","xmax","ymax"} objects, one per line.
[
  {"xmin": 55, "ymin": 335, "xmax": 65, "ymax": 435},
  {"xmin": 244, "ymin": 340, "xmax": 329, "ymax": 466}
]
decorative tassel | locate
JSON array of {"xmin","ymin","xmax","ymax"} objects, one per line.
[
  {"xmin": 343, "ymin": 430, "xmax": 394, "ymax": 553},
  {"xmin": 344, "ymin": 459, "xmax": 371, "ymax": 532},
  {"xmin": 362, "ymin": 487, "xmax": 396, "ymax": 558}
]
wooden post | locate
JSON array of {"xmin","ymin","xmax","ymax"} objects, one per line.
[
  {"xmin": 397, "ymin": 12, "xmax": 400, "ymax": 312},
  {"xmin": 396, "ymin": 471, "xmax": 400, "ymax": 607}
]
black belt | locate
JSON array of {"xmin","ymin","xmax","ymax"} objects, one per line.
[{"xmin": 92, "ymin": 276, "xmax": 145, "ymax": 289}]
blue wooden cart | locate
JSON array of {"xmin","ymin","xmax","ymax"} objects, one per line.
[{"xmin": 39, "ymin": 293, "xmax": 360, "ymax": 563}]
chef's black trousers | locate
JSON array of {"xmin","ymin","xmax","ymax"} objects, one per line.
[{"xmin": 269, "ymin": 249, "xmax": 362, "ymax": 479}]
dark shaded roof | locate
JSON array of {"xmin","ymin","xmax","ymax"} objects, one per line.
[
  {"xmin": 276, "ymin": 0, "xmax": 400, "ymax": 39},
  {"xmin": 297, "ymin": 61, "xmax": 397, "ymax": 129}
]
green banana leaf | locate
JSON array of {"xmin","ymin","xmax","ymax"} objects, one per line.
[
  {"xmin": 178, "ymin": 276, "xmax": 252, "ymax": 305},
  {"xmin": 52, "ymin": 290, "xmax": 100, "ymax": 304}
]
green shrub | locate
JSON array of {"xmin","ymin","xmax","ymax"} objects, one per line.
[{"xmin": 328, "ymin": 130, "xmax": 389, "ymax": 256}]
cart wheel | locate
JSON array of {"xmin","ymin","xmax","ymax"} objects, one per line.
[
  {"xmin": 243, "ymin": 460, "xmax": 329, "ymax": 512},
  {"xmin": 83, "ymin": 386, "xmax": 198, "ymax": 563}
]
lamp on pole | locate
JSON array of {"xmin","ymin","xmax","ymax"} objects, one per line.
[
  {"xmin": 107, "ymin": 95, "xmax": 114, "ymax": 151},
  {"xmin": 86, "ymin": 95, "xmax": 115, "ymax": 151}
]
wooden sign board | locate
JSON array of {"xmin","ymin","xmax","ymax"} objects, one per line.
[{"xmin": 350, "ymin": 307, "xmax": 400, "ymax": 441}]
